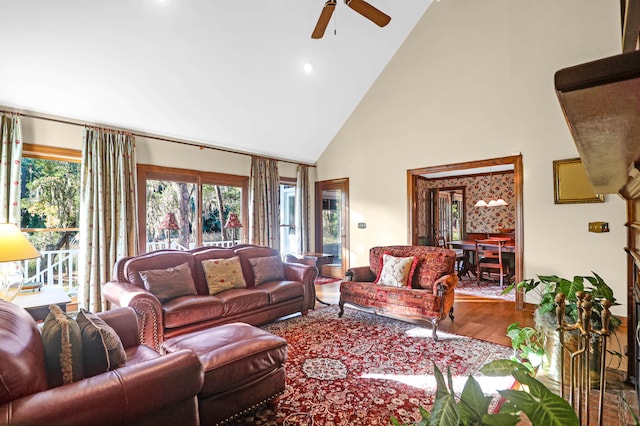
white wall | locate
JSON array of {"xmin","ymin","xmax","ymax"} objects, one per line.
[
  {"xmin": 19, "ymin": 116, "xmax": 299, "ymax": 178},
  {"xmin": 316, "ymin": 0, "xmax": 628, "ymax": 316}
]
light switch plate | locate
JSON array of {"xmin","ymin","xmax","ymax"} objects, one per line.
[{"xmin": 588, "ymin": 222, "xmax": 609, "ymax": 233}]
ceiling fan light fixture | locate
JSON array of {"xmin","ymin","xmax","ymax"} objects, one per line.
[
  {"xmin": 312, "ymin": 0, "xmax": 390, "ymax": 39},
  {"xmin": 311, "ymin": 0, "xmax": 337, "ymax": 39},
  {"xmin": 345, "ymin": 0, "xmax": 391, "ymax": 27}
]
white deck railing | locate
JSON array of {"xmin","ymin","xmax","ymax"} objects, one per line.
[
  {"xmin": 21, "ymin": 240, "xmax": 239, "ymax": 296},
  {"xmin": 22, "ymin": 248, "xmax": 79, "ymax": 294},
  {"xmin": 146, "ymin": 240, "xmax": 238, "ymax": 252}
]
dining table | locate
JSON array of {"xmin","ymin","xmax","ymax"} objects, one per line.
[{"xmin": 447, "ymin": 238, "xmax": 515, "ymax": 279}]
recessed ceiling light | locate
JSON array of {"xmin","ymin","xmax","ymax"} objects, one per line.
[{"xmin": 303, "ymin": 63, "xmax": 313, "ymax": 74}]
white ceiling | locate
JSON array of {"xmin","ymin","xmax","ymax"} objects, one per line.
[{"xmin": 0, "ymin": 0, "xmax": 432, "ymax": 163}]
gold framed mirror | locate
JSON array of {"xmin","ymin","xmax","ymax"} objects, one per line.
[{"xmin": 553, "ymin": 158, "xmax": 604, "ymax": 204}]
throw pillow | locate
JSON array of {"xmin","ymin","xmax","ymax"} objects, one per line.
[
  {"xmin": 376, "ymin": 254, "xmax": 418, "ymax": 288},
  {"xmin": 139, "ymin": 262, "xmax": 198, "ymax": 302},
  {"xmin": 76, "ymin": 308, "xmax": 126, "ymax": 378},
  {"xmin": 41, "ymin": 304, "xmax": 84, "ymax": 387},
  {"xmin": 201, "ymin": 256, "xmax": 247, "ymax": 295},
  {"xmin": 249, "ymin": 255, "xmax": 285, "ymax": 286}
]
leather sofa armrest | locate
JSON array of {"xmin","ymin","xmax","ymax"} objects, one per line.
[
  {"xmin": 345, "ymin": 266, "xmax": 376, "ymax": 282},
  {"xmin": 283, "ymin": 262, "xmax": 318, "ymax": 312},
  {"xmin": 97, "ymin": 307, "xmax": 140, "ymax": 349},
  {"xmin": 0, "ymin": 350, "xmax": 204, "ymax": 426},
  {"xmin": 433, "ymin": 273, "xmax": 458, "ymax": 295},
  {"xmin": 103, "ymin": 281, "xmax": 163, "ymax": 351}
]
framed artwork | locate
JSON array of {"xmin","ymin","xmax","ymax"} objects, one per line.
[{"xmin": 553, "ymin": 158, "xmax": 604, "ymax": 204}]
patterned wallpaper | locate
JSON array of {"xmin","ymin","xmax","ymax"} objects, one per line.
[{"xmin": 417, "ymin": 172, "xmax": 515, "ymax": 236}]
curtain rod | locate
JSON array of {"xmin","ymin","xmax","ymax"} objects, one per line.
[{"xmin": 1, "ymin": 108, "xmax": 316, "ymax": 168}]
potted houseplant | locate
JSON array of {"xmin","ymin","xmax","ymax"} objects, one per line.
[
  {"xmin": 390, "ymin": 359, "xmax": 578, "ymax": 426},
  {"xmin": 502, "ymin": 272, "xmax": 620, "ymax": 384},
  {"xmin": 506, "ymin": 322, "xmax": 545, "ymax": 373}
]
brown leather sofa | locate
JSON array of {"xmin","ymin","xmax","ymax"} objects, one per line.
[
  {"xmin": 0, "ymin": 300, "xmax": 203, "ymax": 426},
  {"xmin": 104, "ymin": 244, "xmax": 317, "ymax": 350},
  {"xmin": 339, "ymin": 245, "xmax": 458, "ymax": 340}
]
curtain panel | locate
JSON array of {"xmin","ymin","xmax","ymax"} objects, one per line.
[
  {"xmin": 79, "ymin": 128, "xmax": 138, "ymax": 312},
  {"xmin": 249, "ymin": 156, "xmax": 280, "ymax": 250},
  {"xmin": 295, "ymin": 164, "xmax": 310, "ymax": 253},
  {"xmin": 0, "ymin": 114, "xmax": 23, "ymax": 224}
]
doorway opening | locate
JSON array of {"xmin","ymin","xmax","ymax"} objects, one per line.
[
  {"xmin": 407, "ymin": 155, "xmax": 524, "ymax": 309},
  {"xmin": 315, "ymin": 178, "xmax": 349, "ymax": 279}
]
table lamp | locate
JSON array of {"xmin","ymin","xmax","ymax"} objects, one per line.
[
  {"xmin": 158, "ymin": 212, "xmax": 180, "ymax": 249},
  {"xmin": 0, "ymin": 223, "xmax": 40, "ymax": 301},
  {"xmin": 224, "ymin": 213, "xmax": 243, "ymax": 245}
]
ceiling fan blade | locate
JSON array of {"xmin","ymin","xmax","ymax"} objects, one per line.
[
  {"xmin": 312, "ymin": 0, "xmax": 337, "ymax": 39},
  {"xmin": 345, "ymin": 0, "xmax": 391, "ymax": 27}
]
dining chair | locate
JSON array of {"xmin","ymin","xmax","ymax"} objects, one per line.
[
  {"xmin": 437, "ymin": 236, "xmax": 466, "ymax": 276},
  {"xmin": 475, "ymin": 239, "xmax": 507, "ymax": 288}
]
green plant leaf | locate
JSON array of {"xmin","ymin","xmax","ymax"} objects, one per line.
[
  {"xmin": 482, "ymin": 413, "xmax": 521, "ymax": 426},
  {"xmin": 480, "ymin": 359, "xmax": 524, "ymax": 376},
  {"xmin": 431, "ymin": 365, "xmax": 460, "ymax": 426},
  {"xmin": 586, "ymin": 272, "xmax": 615, "ymax": 303},
  {"xmin": 508, "ymin": 371, "xmax": 579, "ymax": 426},
  {"xmin": 458, "ymin": 375, "xmax": 491, "ymax": 424},
  {"xmin": 558, "ymin": 276, "xmax": 583, "ymax": 301},
  {"xmin": 501, "ymin": 282, "xmax": 516, "ymax": 295}
]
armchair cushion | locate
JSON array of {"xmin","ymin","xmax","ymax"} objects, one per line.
[
  {"xmin": 0, "ymin": 301, "xmax": 48, "ymax": 404},
  {"xmin": 41, "ymin": 304, "xmax": 84, "ymax": 387},
  {"xmin": 76, "ymin": 308, "xmax": 126, "ymax": 378},
  {"xmin": 376, "ymin": 253, "xmax": 418, "ymax": 287},
  {"xmin": 139, "ymin": 261, "xmax": 198, "ymax": 302},
  {"xmin": 249, "ymin": 255, "xmax": 285, "ymax": 285},
  {"xmin": 201, "ymin": 256, "xmax": 247, "ymax": 295}
]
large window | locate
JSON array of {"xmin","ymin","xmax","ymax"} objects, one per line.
[
  {"xmin": 279, "ymin": 179, "xmax": 296, "ymax": 254},
  {"xmin": 138, "ymin": 165, "xmax": 248, "ymax": 253},
  {"xmin": 20, "ymin": 144, "xmax": 81, "ymax": 295}
]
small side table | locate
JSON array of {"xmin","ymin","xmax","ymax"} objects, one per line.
[{"xmin": 13, "ymin": 286, "xmax": 72, "ymax": 321}]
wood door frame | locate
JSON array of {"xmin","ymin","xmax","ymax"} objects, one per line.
[
  {"xmin": 315, "ymin": 178, "xmax": 350, "ymax": 277},
  {"xmin": 434, "ymin": 186, "xmax": 466, "ymax": 243},
  {"xmin": 407, "ymin": 155, "xmax": 524, "ymax": 309}
]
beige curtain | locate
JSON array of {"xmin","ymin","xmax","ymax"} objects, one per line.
[
  {"xmin": 79, "ymin": 128, "xmax": 138, "ymax": 312},
  {"xmin": 249, "ymin": 156, "xmax": 280, "ymax": 249},
  {"xmin": 0, "ymin": 114, "xmax": 23, "ymax": 224},
  {"xmin": 295, "ymin": 164, "xmax": 310, "ymax": 253}
]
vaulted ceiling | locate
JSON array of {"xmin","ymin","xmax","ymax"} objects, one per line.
[{"xmin": 0, "ymin": 0, "xmax": 433, "ymax": 163}]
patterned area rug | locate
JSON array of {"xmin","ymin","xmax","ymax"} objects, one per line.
[
  {"xmin": 455, "ymin": 274, "xmax": 515, "ymax": 301},
  {"xmin": 229, "ymin": 305, "xmax": 514, "ymax": 425}
]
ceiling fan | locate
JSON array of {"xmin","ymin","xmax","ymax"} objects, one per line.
[{"xmin": 311, "ymin": 0, "xmax": 391, "ymax": 39}]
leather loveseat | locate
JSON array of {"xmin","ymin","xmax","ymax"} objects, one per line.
[
  {"xmin": 104, "ymin": 244, "xmax": 317, "ymax": 350},
  {"xmin": 0, "ymin": 300, "xmax": 203, "ymax": 426},
  {"xmin": 339, "ymin": 245, "xmax": 458, "ymax": 340}
]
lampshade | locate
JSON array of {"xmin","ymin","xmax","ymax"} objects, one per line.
[
  {"xmin": 224, "ymin": 213, "xmax": 243, "ymax": 229},
  {"xmin": 0, "ymin": 224, "xmax": 40, "ymax": 262},
  {"xmin": 474, "ymin": 199, "xmax": 488, "ymax": 207},
  {"xmin": 493, "ymin": 198, "xmax": 508, "ymax": 206},
  {"xmin": 158, "ymin": 213, "xmax": 180, "ymax": 230}
]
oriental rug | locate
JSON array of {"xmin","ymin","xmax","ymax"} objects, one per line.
[
  {"xmin": 455, "ymin": 274, "xmax": 515, "ymax": 301},
  {"xmin": 229, "ymin": 305, "xmax": 513, "ymax": 425}
]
